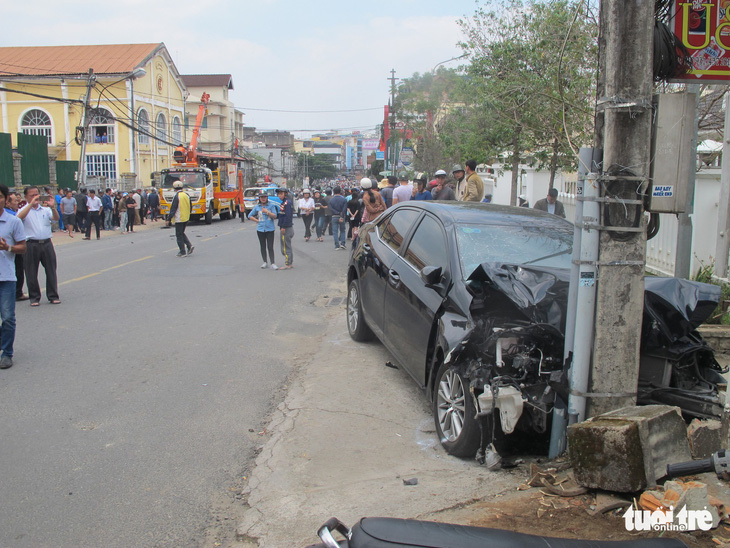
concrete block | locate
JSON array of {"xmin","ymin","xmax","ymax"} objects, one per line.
[
  {"xmin": 687, "ymin": 419, "xmax": 723, "ymax": 459},
  {"xmin": 568, "ymin": 405, "xmax": 691, "ymax": 492}
]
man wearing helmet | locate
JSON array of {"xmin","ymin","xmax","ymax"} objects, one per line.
[
  {"xmin": 166, "ymin": 179, "xmax": 194, "ymax": 257},
  {"xmin": 451, "ymin": 164, "xmax": 466, "ymax": 200},
  {"xmin": 275, "ymin": 188, "xmax": 294, "ymax": 269}
]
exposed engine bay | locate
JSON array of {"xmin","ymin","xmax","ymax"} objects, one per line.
[{"xmin": 446, "ymin": 263, "xmax": 726, "ymax": 457}]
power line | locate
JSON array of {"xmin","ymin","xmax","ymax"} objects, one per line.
[{"xmin": 239, "ymin": 106, "xmax": 381, "ymax": 113}]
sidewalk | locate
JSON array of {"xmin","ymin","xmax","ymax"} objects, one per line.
[
  {"xmin": 51, "ymin": 217, "xmax": 162, "ymax": 247},
  {"xmin": 234, "ymin": 289, "xmax": 520, "ymax": 547}
]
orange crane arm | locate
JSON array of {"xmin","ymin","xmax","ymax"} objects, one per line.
[{"xmin": 186, "ymin": 92, "xmax": 210, "ymax": 163}]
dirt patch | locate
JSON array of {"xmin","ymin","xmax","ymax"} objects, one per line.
[{"xmin": 427, "ymin": 486, "xmax": 721, "ymax": 547}]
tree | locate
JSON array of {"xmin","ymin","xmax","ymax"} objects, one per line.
[
  {"xmin": 296, "ymin": 152, "xmax": 337, "ymax": 182},
  {"xmin": 458, "ymin": 0, "xmax": 598, "ymax": 203}
]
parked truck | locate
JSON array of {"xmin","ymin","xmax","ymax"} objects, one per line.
[{"xmin": 156, "ymin": 92, "xmax": 243, "ymax": 223}]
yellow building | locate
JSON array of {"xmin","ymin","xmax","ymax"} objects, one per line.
[{"xmin": 0, "ymin": 43, "xmax": 186, "ymax": 189}]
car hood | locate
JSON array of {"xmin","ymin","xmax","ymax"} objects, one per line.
[{"xmin": 467, "ymin": 263, "xmax": 721, "ymax": 345}]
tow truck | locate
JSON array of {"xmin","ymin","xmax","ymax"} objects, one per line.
[{"xmin": 157, "ymin": 92, "xmax": 243, "ymax": 223}]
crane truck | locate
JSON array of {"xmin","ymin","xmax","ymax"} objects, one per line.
[{"xmin": 157, "ymin": 92, "xmax": 243, "ymax": 224}]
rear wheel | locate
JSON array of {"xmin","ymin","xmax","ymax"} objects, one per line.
[
  {"xmin": 347, "ymin": 279, "xmax": 374, "ymax": 342},
  {"xmin": 433, "ymin": 361, "xmax": 481, "ymax": 458}
]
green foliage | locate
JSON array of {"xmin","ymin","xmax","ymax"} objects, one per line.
[
  {"xmin": 296, "ymin": 153, "xmax": 337, "ymax": 182},
  {"xmin": 389, "ymin": 1, "xmax": 598, "ymax": 203},
  {"xmin": 369, "ymin": 160, "xmax": 384, "ymax": 179},
  {"xmin": 692, "ymin": 259, "xmax": 730, "ymax": 325}
]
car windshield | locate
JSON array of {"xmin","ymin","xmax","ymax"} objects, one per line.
[
  {"xmin": 162, "ymin": 172, "xmax": 206, "ymax": 189},
  {"xmin": 456, "ymin": 222, "xmax": 573, "ymax": 278},
  {"xmin": 244, "ymin": 188, "xmax": 262, "ymax": 198}
]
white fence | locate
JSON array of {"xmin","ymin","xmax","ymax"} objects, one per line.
[{"xmin": 490, "ymin": 163, "xmax": 727, "ymax": 278}]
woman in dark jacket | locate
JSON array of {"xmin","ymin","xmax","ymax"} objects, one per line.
[
  {"xmin": 313, "ymin": 189, "xmax": 328, "ymax": 241},
  {"xmin": 347, "ymin": 188, "xmax": 362, "ymax": 240}
]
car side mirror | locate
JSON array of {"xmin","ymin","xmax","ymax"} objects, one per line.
[{"xmin": 421, "ymin": 265, "xmax": 444, "ymax": 291}]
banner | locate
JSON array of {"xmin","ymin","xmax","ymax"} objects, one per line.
[{"xmin": 672, "ymin": 1, "xmax": 730, "ymax": 82}]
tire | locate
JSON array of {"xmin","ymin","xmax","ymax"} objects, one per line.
[
  {"xmin": 205, "ymin": 207, "xmax": 213, "ymax": 225},
  {"xmin": 433, "ymin": 361, "xmax": 481, "ymax": 458},
  {"xmin": 347, "ymin": 279, "xmax": 374, "ymax": 342}
]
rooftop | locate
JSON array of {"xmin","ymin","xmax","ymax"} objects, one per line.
[
  {"xmin": 180, "ymin": 74, "xmax": 234, "ymax": 90},
  {"xmin": 0, "ymin": 44, "xmax": 163, "ymax": 78}
]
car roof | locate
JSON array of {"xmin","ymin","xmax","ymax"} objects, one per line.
[{"xmin": 388, "ymin": 201, "xmax": 573, "ymax": 230}]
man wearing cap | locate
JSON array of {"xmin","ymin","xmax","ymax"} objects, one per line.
[
  {"xmin": 276, "ymin": 188, "xmax": 294, "ymax": 269},
  {"xmin": 431, "ymin": 170, "xmax": 456, "ymax": 200},
  {"xmin": 451, "ymin": 165, "xmax": 466, "ymax": 200},
  {"xmin": 533, "ymin": 188, "xmax": 566, "ymax": 218},
  {"xmin": 518, "ymin": 194, "xmax": 529, "ymax": 207},
  {"xmin": 462, "ymin": 160, "xmax": 484, "ymax": 202},
  {"xmin": 380, "ymin": 175, "xmax": 397, "ymax": 208},
  {"xmin": 392, "ymin": 173, "xmax": 412, "ymax": 205},
  {"xmin": 166, "ymin": 179, "xmax": 195, "ymax": 257}
]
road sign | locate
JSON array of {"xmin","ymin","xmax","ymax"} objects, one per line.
[{"xmin": 400, "ymin": 147, "xmax": 414, "ymax": 166}]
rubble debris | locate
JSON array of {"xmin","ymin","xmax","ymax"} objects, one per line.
[
  {"xmin": 587, "ymin": 493, "xmax": 632, "ymax": 516},
  {"xmin": 384, "ymin": 361, "xmax": 398, "ymax": 369},
  {"xmin": 568, "ymin": 405, "xmax": 691, "ymax": 492},
  {"xmin": 688, "ymin": 419, "xmax": 724, "ymax": 459},
  {"xmin": 402, "ymin": 478, "xmax": 418, "ymax": 486},
  {"xmin": 638, "ymin": 480, "xmax": 723, "ymax": 530}
]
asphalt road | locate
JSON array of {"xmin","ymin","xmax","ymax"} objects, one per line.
[{"xmin": 0, "ymin": 215, "xmax": 351, "ymax": 547}]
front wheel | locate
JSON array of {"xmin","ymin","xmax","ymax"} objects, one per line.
[
  {"xmin": 347, "ymin": 279, "xmax": 374, "ymax": 342},
  {"xmin": 433, "ymin": 361, "xmax": 481, "ymax": 458},
  {"xmin": 205, "ymin": 208, "xmax": 213, "ymax": 224}
]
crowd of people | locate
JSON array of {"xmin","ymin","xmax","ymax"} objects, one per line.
[{"xmin": 53, "ymin": 186, "xmax": 162, "ymax": 238}]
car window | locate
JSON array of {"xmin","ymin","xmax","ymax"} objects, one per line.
[
  {"xmin": 379, "ymin": 209, "xmax": 420, "ymax": 252},
  {"xmin": 403, "ymin": 215, "xmax": 448, "ymax": 272},
  {"xmin": 456, "ymin": 223, "xmax": 573, "ymax": 278}
]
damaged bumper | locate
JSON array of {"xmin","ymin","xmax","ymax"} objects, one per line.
[{"xmin": 447, "ymin": 264, "xmax": 725, "ymax": 440}]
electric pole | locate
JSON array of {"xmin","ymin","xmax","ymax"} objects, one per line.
[
  {"xmin": 77, "ymin": 68, "xmax": 95, "ymax": 190},
  {"xmin": 387, "ymin": 69, "xmax": 398, "ymax": 176},
  {"xmin": 587, "ymin": 0, "xmax": 654, "ymax": 417}
]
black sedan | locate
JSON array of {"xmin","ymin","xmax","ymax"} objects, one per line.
[{"xmin": 346, "ymin": 202, "xmax": 724, "ymax": 460}]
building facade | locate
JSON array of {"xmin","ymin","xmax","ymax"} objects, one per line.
[{"xmin": 0, "ymin": 43, "xmax": 186, "ymax": 189}]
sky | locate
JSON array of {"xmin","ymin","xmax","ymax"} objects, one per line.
[{"xmin": 2, "ymin": 0, "xmax": 483, "ymax": 138}]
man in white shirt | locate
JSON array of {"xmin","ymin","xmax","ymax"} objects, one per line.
[
  {"xmin": 391, "ymin": 173, "xmax": 412, "ymax": 205},
  {"xmin": 17, "ymin": 186, "xmax": 60, "ymax": 306},
  {"xmin": 0, "ymin": 184, "xmax": 26, "ymax": 368},
  {"xmin": 83, "ymin": 189, "xmax": 103, "ymax": 240}
]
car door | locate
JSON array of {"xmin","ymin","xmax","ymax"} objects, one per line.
[
  {"xmin": 358, "ymin": 208, "xmax": 421, "ymax": 338},
  {"xmin": 383, "ymin": 213, "xmax": 450, "ymax": 386}
]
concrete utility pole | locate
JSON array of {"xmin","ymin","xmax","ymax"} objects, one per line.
[
  {"xmin": 77, "ymin": 68, "xmax": 95, "ymax": 189},
  {"xmin": 387, "ymin": 69, "xmax": 398, "ymax": 175},
  {"xmin": 587, "ymin": 0, "xmax": 654, "ymax": 417}
]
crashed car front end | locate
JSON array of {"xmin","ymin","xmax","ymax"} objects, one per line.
[{"xmin": 441, "ymin": 263, "xmax": 725, "ymax": 459}]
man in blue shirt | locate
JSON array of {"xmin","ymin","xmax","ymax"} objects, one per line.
[
  {"xmin": 0, "ymin": 184, "xmax": 26, "ymax": 369},
  {"xmin": 275, "ymin": 188, "xmax": 294, "ymax": 269},
  {"xmin": 327, "ymin": 186, "xmax": 348, "ymax": 250},
  {"xmin": 101, "ymin": 188, "xmax": 114, "ymax": 230}
]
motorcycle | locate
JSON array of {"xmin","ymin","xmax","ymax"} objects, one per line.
[{"xmin": 306, "ymin": 516, "xmax": 687, "ymax": 547}]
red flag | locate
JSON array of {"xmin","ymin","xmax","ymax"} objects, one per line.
[
  {"xmin": 384, "ymin": 105, "xmax": 390, "ymax": 143},
  {"xmin": 378, "ymin": 139, "xmax": 385, "ymax": 152}
]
